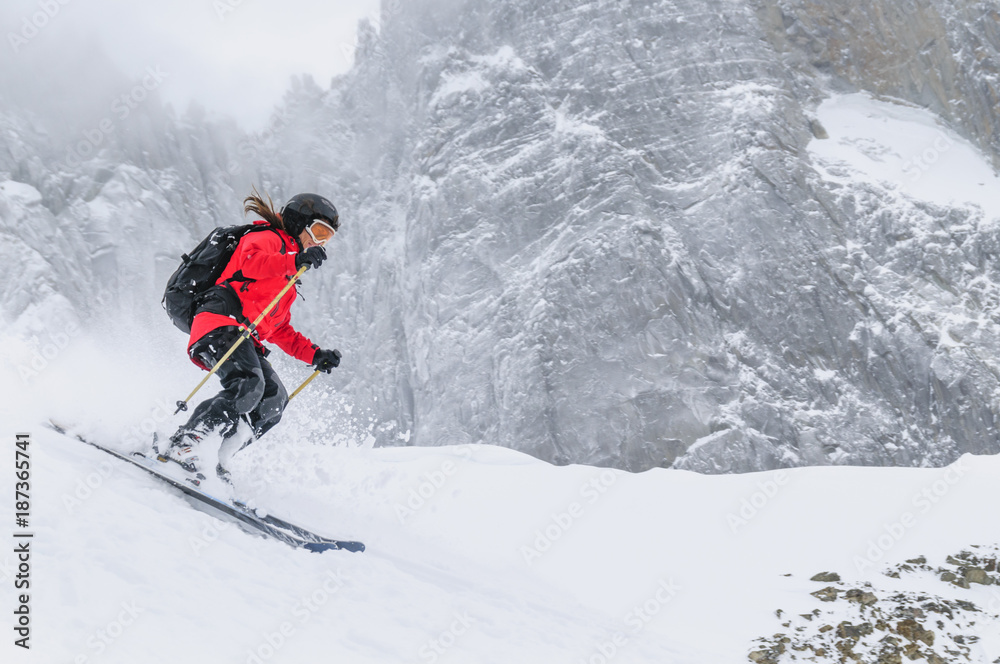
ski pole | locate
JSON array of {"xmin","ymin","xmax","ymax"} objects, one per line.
[
  {"xmin": 288, "ymin": 369, "xmax": 321, "ymax": 402},
  {"xmin": 175, "ymin": 264, "xmax": 309, "ymax": 414}
]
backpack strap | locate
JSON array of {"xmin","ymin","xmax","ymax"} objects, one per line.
[
  {"xmin": 221, "ymin": 225, "xmax": 288, "ymax": 292},
  {"xmin": 213, "ymin": 225, "xmax": 290, "ymax": 331}
]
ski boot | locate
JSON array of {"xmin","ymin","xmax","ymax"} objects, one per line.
[{"xmin": 158, "ymin": 430, "xmax": 206, "ymax": 479}]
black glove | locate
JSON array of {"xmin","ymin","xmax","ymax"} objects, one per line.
[
  {"xmin": 295, "ymin": 246, "xmax": 327, "ymax": 271},
  {"xmin": 313, "ymin": 348, "xmax": 342, "ymax": 373}
]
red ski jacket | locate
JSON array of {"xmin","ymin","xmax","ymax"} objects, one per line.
[{"xmin": 188, "ymin": 221, "xmax": 318, "ymax": 368}]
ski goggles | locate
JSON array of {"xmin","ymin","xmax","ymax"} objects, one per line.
[{"xmin": 305, "ymin": 219, "xmax": 336, "ymax": 245}]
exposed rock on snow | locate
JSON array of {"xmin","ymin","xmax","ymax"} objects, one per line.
[{"xmin": 751, "ymin": 547, "xmax": 1000, "ymax": 663}]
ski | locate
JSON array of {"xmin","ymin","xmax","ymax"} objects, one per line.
[{"xmin": 47, "ymin": 421, "xmax": 364, "ymax": 554}]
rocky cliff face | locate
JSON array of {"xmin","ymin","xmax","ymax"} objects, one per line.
[{"xmin": 2, "ymin": 0, "xmax": 999, "ymax": 472}]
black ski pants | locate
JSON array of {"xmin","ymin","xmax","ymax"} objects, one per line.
[{"xmin": 181, "ymin": 326, "xmax": 288, "ymax": 441}]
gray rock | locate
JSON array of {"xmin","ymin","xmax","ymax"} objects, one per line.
[
  {"xmin": 811, "ymin": 586, "xmax": 839, "ymax": 602},
  {"xmin": 837, "ymin": 621, "xmax": 873, "ymax": 639},
  {"xmin": 844, "ymin": 589, "xmax": 878, "ymax": 606},
  {"xmin": 963, "ymin": 567, "xmax": 992, "ymax": 585}
]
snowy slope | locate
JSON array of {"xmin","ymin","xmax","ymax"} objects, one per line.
[
  {"xmin": 4, "ymin": 419, "xmax": 1000, "ymax": 663},
  {"xmin": 808, "ymin": 92, "xmax": 1000, "ymax": 219}
]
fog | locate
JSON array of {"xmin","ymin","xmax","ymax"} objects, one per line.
[{"xmin": 0, "ymin": 0, "xmax": 380, "ymax": 131}]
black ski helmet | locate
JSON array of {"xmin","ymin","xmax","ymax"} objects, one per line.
[{"xmin": 280, "ymin": 193, "xmax": 339, "ymax": 237}]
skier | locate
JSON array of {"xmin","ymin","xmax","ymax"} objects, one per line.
[{"xmin": 165, "ymin": 189, "xmax": 342, "ymax": 475}]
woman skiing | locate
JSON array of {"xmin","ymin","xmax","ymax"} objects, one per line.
[{"xmin": 166, "ymin": 189, "xmax": 342, "ymax": 473}]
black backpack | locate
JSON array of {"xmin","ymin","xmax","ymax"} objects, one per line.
[{"xmin": 162, "ymin": 224, "xmax": 278, "ymax": 334}]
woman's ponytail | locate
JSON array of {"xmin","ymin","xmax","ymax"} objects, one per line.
[{"xmin": 243, "ymin": 185, "xmax": 285, "ymax": 231}]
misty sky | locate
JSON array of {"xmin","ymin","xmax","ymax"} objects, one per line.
[{"xmin": 0, "ymin": 0, "xmax": 381, "ymax": 130}]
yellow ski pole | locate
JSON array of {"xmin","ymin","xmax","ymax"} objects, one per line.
[
  {"xmin": 288, "ymin": 369, "xmax": 322, "ymax": 402},
  {"xmin": 175, "ymin": 264, "xmax": 309, "ymax": 414}
]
